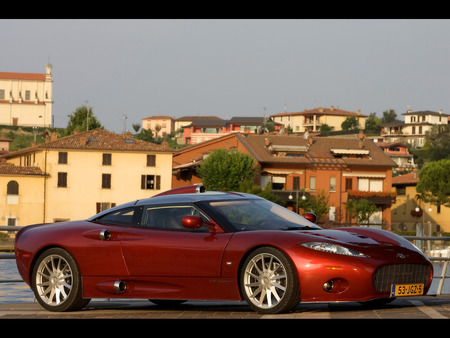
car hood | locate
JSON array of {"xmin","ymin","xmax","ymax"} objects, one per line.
[{"xmin": 298, "ymin": 227, "xmax": 426, "ymax": 258}]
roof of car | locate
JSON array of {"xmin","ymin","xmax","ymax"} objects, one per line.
[
  {"xmin": 87, "ymin": 191, "xmax": 261, "ymax": 221},
  {"xmin": 136, "ymin": 191, "xmax": 260, "ymax": 205}
]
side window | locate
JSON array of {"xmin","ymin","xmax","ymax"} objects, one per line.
[
  {"xmin": 95, "ymin": 206, "xmax": 143, "ymax": 226},
  {"xmin": 141, "ymin": 205, "xmax": 209, "ymax": 232}
]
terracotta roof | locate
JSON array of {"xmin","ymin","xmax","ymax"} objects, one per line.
[
  {"xmin": 142, "ymin": 115, "xmax": 173, "ymax": 120},
  {"xmin": 392, "ymin": 172, "xmax": 419, "ymax": 185},
  {"xmin": 236, "ymin": 134, "xmax": 396, "ymax": 167},
  {"xmin": 0, "ymin": 163, "xmax": 44, "ymax": 176},
  {"xmin": 175, "ymin": 116, "xmax": 223, "ymax": 121},
  {"xmin": 271, "ymin": 106, "xmax": 368, "ymax": 118},
  {"xmin": 1, "ymin": 129, "xmax": 174, "ymax": 158},
  {"xmin": 0, "ymin": 72, "xmax": 46, "ymax": 81},
  {"xmin": 403, "ymin": 110, "xmax": 449, "ymax": 117}
]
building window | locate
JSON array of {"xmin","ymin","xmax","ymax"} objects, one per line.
[
  {"xmin": 345, "ymin": 178, "xmax": 353, "ymax": 191},
  {"xmin": 102, "ymin": 174, "xmax": 111, "ymax": 189},
  {"xmin": 0, "ymin": 89, "xmax": 4, "ymax": 100},
  {"xmin": 141, "ymin": 175, "xmax": 161, "ymax": 190},
  {"xmin": 357, "ymin": 178, "xmax": 382, "ymax": 192},
  {"xmin": 96, "ymin": 202, "xmax": 116, "ymax": 213},
  {"xmin": 102, "ymin": 153, "xmax": 112, "ymax": 166},
  {"xmin": 58, "ymin": 172, "xmax": 67, "ymax": 187},
  {"xmin": 330, "ymin": 177, "xmax": 336, "ymax": 192},
  {"xmin": 293, "ymin": 176, "xmax": 300, "ymax": 190},
  {"xmin": 309, "ymin": 177, "xmax": 316, "ymax": 191},
  {"xmin": 7, "ymin": 180, "xmax": 19, "ymax": 195},
  {"xmin": 25, "ymin": 90, "xmax": 31, "ymax": 100},
  {"xmin": 7, "ymin": 180, "xmax": 19, "ymax": 205},
  {"xmin": 58, "ymin": 152, "xmax": 68, "ymax": 164},
  {"xmin": 147, "ymin": 154, "xmax": 156, "ymax": 167}
]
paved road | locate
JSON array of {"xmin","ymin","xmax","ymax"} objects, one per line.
[{"xmin": 1, "ymin": 295, "xmax": 449, "ymax": 319}]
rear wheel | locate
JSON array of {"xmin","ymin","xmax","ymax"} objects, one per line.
[
  {"xmin": 32, "ymin": 248, "xmax": 90, "ymax": 312},
  {"xmin": 240, "ymin": 247, "xmax": 300, "ymax": 314}
]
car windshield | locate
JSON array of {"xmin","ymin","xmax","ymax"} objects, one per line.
[{"xmin": 204, "ymin": 199, "xmax": 322, "ymax": 231}]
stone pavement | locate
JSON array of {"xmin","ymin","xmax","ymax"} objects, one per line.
[{"xmin": 1, "ymin": 295, "xmax": 450, "ymax": 319}]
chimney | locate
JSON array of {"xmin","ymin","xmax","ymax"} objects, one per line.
[
  {"xmin": 51, "ymin": 133, "xmax": 58, "ymax": 142},
  {"xmin": 359, "ymin": 130, "xmax": 364, "ymax": 148},
  {"xmin": 123, "ymin": 132, "xmax": 132, "ymax": 140},
  {"xmin": 359, "ymin": 129, "xmax": 364, "ymax": 140},
  {"xmin": 79, "ymin": 136, "xmax": 87, "ymax": 145}
]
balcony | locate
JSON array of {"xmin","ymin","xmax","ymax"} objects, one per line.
[{"xmin": 347, "ymin": 190, "xmax": 397, "ymax": 205}]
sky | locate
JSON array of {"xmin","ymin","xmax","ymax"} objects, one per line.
[{"xmin": 1, "ymin": 19, "xmax": 450, "ymax": 133}]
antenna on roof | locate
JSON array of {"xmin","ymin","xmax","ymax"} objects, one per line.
[{"xmin": 121, "ymin": 114, "xmax": 128, "ymax": 133}]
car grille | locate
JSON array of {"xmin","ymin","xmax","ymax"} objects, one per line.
[{"xmin": 373, "ymin": 264, "xmax": 431, "ymax": 293}]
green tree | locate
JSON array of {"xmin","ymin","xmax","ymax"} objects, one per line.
[
  {"xmin": 197, "ymin": 149, "xmax": 257, "ymax": 191},
  {"xmin": 238, "ymin": 180, "xmax": 284, "ymax": 205},
  {"xmin": 303, "ymin": 190, "xmax": 329, "ymax": 223},
  {"xmin": 381, "ymin": 109, "xmax": 398, "ymax": 123},
  {"xmin": 416, "ymin": 159, "xmax": 450, "ymax": 208},
  {"xmin": 132, "ymin": 123, "xmax": 141, "ymax": 133},
  {"xmin": 425, "ymin": 125, "xmax": 450, "ymax": 161},
  {"xmin": 345, "ymin": 198, "xmax": 378, "ymax": 226},
  {"xmin": 133, "ymin": 128, "xmax": 154, "ymax": 142},
  {"xmin": 320, "ymin": 124, "xmax": 332, "ymax": 135},
  {"xmin": 341, "ymin": 116, "xmax": 358, "ymax": 131},
  {"xmin": 64, "ymin": 105, "xmax": 103, "ymax": 136},
  {"xmin": 365, "ymin": 112, "xmax": 382, "ymax": 134}
]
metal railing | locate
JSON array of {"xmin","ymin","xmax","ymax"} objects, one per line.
[{"xmin": 1, "ymin": 226, "xmax": 450, "ymax": 295}]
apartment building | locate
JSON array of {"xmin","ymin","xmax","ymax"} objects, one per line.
[
  {"xmin": 173, "ymin": 132, "xmax": 397, "ymax": 229},
  {"xmin": 271, "ymin": 106, "xmax": 367, "ymax": 133},
  {"xmin": 0, "ymin": 64, "xmax": 53, "ymax": 127},
  {"xmin": 381, "ymin": 110, "xmax": 449, "ymax": 148},
  {"xmin": 141, "ymin": 115, "xmax": 174, "ymax": 137},
  {"xmin": 181, "ymin": 116, "xmax": 282, "ymax": 144},
  {"xmin": 1, "ymin": 129, "xmax": 174, "ymax": 225}
]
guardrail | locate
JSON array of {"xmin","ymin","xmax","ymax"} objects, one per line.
[{"xmin": 1, "ymin": 226, "xmax": 450, "ymax": 295}]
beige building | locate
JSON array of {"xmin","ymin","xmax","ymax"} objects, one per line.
[
  {"xmin": 271, "ymin": 106, "xmax": 367, "ymax": 133},
  {"xmin": 0, "ymin": 64, "xmax": 53, "ymax": 127},
  {"xmin": 1, "ymin": 129, "xmax": 174, "ymax": 225},
  {"xmin": 391, "ymin": 171, "xmax": 450, "ymax": 233},
  {"xmin": 0, "ymin": 163, "xmax": 45, "ymax": 227},
  {"xmin": 141, "ymin": 116, "xmax": 174, "ymax": 137},
  {"xmin": 381, "ymin": 110, "xmax": 449, "ymax": 148}
]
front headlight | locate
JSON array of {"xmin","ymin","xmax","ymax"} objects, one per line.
[{"xmin": 300, "ymin": 242, "xmax": 366, "ymax": 257}]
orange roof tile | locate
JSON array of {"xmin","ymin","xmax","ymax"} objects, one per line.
[{"xmin": 0, "ymin": 72, "xmax": 46, "ymax": 81}]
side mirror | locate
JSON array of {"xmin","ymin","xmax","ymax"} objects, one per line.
[
  {"xmin": 181, "ymin": 215, "xmax": 203, "ymax": 229},
  {"xmin": 305, "ymin": 212, "xmax": 317, "ymax": 223}
]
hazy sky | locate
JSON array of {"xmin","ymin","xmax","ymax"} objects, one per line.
[{"xmin": 1, "ymin": 19, "xmax": 449, "ymax": 133}]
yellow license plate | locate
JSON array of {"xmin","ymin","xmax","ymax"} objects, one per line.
[{"xmin": 390, "ymin": 283, "xmax": 424, "ymax": 297}]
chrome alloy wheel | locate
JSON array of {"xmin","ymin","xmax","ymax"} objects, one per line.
[
  {"xmin": 243, "ymin": 252, "xmax": 288, "ymax": 309},
  {"xmin": 240, "ymin": 247, "xmax": 300, "ymax": 314},
  {"xmin": 35, "ymin": 253, "xmax": 74, "ymax": 306}
]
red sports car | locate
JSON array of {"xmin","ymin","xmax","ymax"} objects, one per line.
[{"xmin": 15, "ymin": 185, "xmax": 433, "ymax": 314}]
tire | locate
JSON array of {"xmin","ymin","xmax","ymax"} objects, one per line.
[
  {"xmin": 32, "ymin": 247, "xmax": 90, "ymax": 312},
  {"xmin": 240, "ymin": 246, "xmax": 300, "ymax": 314}
]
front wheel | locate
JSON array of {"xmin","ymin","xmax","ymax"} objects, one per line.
[
  {"xmin": 32, "ymin": 248, "xmax": 90, "ymax": 312},
  {"xmin": 240, "ymin": 247, "xmax": 300, "ymax": 314}
]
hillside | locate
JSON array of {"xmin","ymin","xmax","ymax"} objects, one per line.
[{"xmin": 0, "ymin": 125, "xmax": 63, "ymax": 152}]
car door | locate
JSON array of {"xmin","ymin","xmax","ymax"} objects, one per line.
[{"xmin": 119, "ymin": 204, "xmax": 233, "ymax": 277}]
